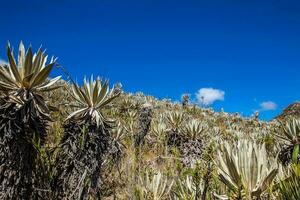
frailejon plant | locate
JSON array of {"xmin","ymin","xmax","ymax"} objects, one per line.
[
  {"xmin": 278, "ymin": 146, "xmax": 300, "ymax": 200},
  {"xmin": 166, "ymin": 111, "xmax": 184, "ymax": 132},
  {"xmin": 166, "ymin": 111, "xmax": 185, "ymax": 147},
  {"xmin": 109, "ymin": 122, "xmax": 127, "ymax": 164},
  {"xmin": 172, "ymin": 175, "xmax": 203, "ymax": 200},
  {"xmin": 135, "ymin": 170, "xmax": 174, "ymax": 200},
  {"xmin": 148, "ymin": 119, "xmax": 168, "ymax": 153},
  {"xmin": 180, "ymin": 120, "xmax": 205, "ymax": 166},
  {"xmin": 181, "ymin": 93, "xmax": 190, "ymax": 108},
  {"xmin": 53, "ymin": 76, "xmax": 120, "ymax": 200},
  {"xmin": 151, "ymin": 121, "xmax": 167, "ymax": 142},
  {"xmin": 0, "ymin": 42, "xmax": 60, "ymax": 200},
  {"xmin": 182, "ymin": 119, "xmax": 204, "ymax": 140},
  {"xmin": 278, "ymin": 166, "xmax": 300, "ymax": 200},
  {"xmin": 215, "ymin": 140, "xmax": 278, "ymax": 200},
  {"xmin": 274, "ymin": 118, "xmax": 300, "ymax": 165}
]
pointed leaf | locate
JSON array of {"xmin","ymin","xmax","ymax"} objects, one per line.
[
  {"xmin": 30, "ymin": 62, "xmax": 55, "ymax": 88},
  {"xmin": 6, "ymin": 45, "xmax": 22, "ymax": 82}
]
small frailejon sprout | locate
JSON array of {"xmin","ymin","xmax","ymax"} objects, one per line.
[
  {"xmin": 135, "ymin": 171, "xmax": 174, "ymax": 200},
  {"xmin": 173, "ymin": 175, "xmax": 203, "ymax": 200}
]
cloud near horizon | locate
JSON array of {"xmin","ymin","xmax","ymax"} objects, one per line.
[
  {"xmin": 196, "ymin": 87, "xmax": 225, "ymax": 106},
  {"xmin": 259, "ymin": 101, "xmax": 277, "ymax": 111}
]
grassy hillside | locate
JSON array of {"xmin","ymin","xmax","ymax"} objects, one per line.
[
  {"xmin": 0, "ymin": 42, "xmax": 299, "ymax": 200},
  {"xmin": 45, "ymin": 82, "xmax": 286, "ymax": 199}
]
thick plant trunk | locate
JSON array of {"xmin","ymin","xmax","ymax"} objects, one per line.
[
  {"xmin": 0, "ymin": 100, "xmax": 47, "ymax": 200},
  {"xmin": 134, "ymin": 105, "xmax": 152, "ymax": 148},
  {"xmin": 53, "ymin": 120, "xmax": 110, "ymax": 200},
  {"xmin": 0, "ymin": 133, "xmax": 35, "ymax": 200}
]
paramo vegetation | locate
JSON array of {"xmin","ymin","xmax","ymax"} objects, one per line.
[{"xmin": 0, "ymin": 42, "xmax": 299, "ymax": 200}]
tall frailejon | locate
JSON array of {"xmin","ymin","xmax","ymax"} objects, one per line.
[
  {"xmin": 0, "ymin": 42, "xmax": 60, "ymax": 199},
  {"xmin": 53, "ymin": 76, "xmax": 119, "ymax": 199}
]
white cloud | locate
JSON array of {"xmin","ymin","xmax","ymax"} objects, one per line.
[
  {"xmin": 259, "ymin": 101, "xmax": 277, "ymax": 111},
  {"xmin": 196, "ymin": 87, "xmax": 225, "ymax": 106}
]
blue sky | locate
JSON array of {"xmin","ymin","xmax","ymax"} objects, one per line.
[{"xmin": 0, "ymin": 0, "xmax": 299, "ymax": 120}]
